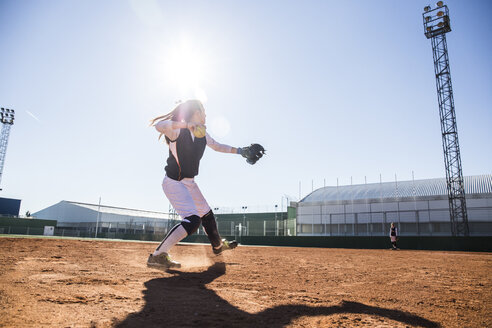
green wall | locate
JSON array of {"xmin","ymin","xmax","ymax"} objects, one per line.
[
  {"xmin": 0, "ymin": 217, "xmax": 57, "ymax": 228},
  {"xmin": 0, "ymin": 217, "xmax": 58, "ymax": 235},
  {"xmin": 236, "ymin": 236, "xmax": 492, "ymax": 252},
  {"xmin": 183, "ymin": 234, "xmax": 491, "ymax": 252}
]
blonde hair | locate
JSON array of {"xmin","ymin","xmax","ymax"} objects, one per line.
[{"xmin": 150, "ymin": 100, "xmax": 205, "ymax": 143}]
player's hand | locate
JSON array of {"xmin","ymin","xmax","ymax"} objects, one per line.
[
  {"xmin": 187, "ymin": 122, "xmax": 197, "ymax": 131},
  {"xmin": 188, "ymin": 122, "xmax": 206, "ymax": 138},
  {"xmin": 187, "ymin": 122, "xmax": 205, "ymax": 130}
]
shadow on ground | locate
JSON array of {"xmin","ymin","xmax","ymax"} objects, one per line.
[{"xmin": 115, "ymin": 262, "xmax": 439, "ymax": 328}]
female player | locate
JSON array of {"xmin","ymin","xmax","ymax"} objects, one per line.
[
  {"xmin": 147, "ymin": 99, "xmax": 263, "ymax": 269},
  {"xmin": 390, "ymin": 222, "xmax": 398, "ymax": 250}
]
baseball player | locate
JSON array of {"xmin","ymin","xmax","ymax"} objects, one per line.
[
  {"xmin": 390, "ymin": 222, "xmax": 398, "ymax": 250},
  {"xmin": 147, "ymin": 99, "xmax": 265, "ymax": 269}
]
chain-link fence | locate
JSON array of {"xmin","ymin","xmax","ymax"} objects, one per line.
[{"xmin": 0, "ymin": 215, "xmax": 295, "ymax": 241}]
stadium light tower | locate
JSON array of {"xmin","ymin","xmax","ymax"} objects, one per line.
[
  {"xmin": 0, "ymin": 107, "xmax": 15, "ymax": 189},
  {"xmin": 423, "ymin": 1, "xmax": 469, "ymax": 236}
]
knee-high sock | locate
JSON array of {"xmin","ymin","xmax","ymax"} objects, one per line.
[
  {"xmin": 201, "ymin": 210, "xmax": 221, "ymax": 248},
  {"xmin": 153, "ymin": 224, "xmax": 188, "ymax": 256},
  {"xmin": 153, "ymin": 215, "xmax": 201, "ymax": 256}
]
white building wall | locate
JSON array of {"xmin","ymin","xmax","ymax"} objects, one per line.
[{"xmin": 296, "ymin": 194, "xmax": 492, "ymax": 236}]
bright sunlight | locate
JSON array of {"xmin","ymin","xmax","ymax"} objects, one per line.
[{"xmin": 165, "ymin": 39, "xmax": 209, "ymax": 103}]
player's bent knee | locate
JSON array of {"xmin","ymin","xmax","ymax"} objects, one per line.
[
  {"xmin": 201, "ymin": 210, "xmax": 215, "ymax": 226},
  {"xmin": 181, "ymin": 215, "xmax": 201, "ymax": 235},
  {"xmin": 200, "ymin": 210, "xmax": 221, "ymax": 248}
]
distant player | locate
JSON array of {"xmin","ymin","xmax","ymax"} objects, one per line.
[
  {"xmin": 390, "ymin": 222, "xmax": 398, "ymax": 250},
  {"xmin": 147, "ymin": 99, "xmax": 265, "ymax": 269}
]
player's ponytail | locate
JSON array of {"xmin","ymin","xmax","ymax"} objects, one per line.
[{"xmin": 150, "ymin": 100, "xmax": 205, "ymax": 144}]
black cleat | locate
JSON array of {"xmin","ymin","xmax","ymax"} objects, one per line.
[{"xmin": 213, "ymin": 239, "xmax": 238, "ymax": 255}]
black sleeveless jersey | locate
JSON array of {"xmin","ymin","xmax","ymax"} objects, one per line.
[{"xmin": 165, "ymin": 128, "xmax": 207, "ymax": 181}]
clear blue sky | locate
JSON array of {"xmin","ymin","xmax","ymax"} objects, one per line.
[{"xmin": 0, "ymin": 0, "xmax": 491, "ymax": 215}]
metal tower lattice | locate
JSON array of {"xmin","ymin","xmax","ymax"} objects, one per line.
[
  {"xmin": 423, "ymin": 2, "xmax": 469, "ymax": 236},
  {"xmin": 0, "ymin": 108, "xmax": 15, "ymax": 188}
]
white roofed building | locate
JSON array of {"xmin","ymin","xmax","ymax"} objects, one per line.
[
  {"xmin": 293, "ymin": 175, "xmax": 492, "ymax": 237},
  {"xmin": 33, "ymin": 201, "xmax": 175, "ymax": 235}
]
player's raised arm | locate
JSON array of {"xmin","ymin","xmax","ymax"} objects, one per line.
[
  {"xmin": 205, "ymin": 134, "xmax": 266, "ymax": 165},
  {"xmin": 205, "ymin": 133, "xmax": 237, "ymax": 153},
  {"xmin": 154, "ymin": 120, "xmax": 184, "ymax": 141}
]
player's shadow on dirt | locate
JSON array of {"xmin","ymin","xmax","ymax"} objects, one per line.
[{"xmin": 115, "ymin": 262, "xmax": 440, "ymax": 328}]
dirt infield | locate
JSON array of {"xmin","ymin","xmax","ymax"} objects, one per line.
[{"xmin": 0, "ymin": 237, "xmax": 490, "ymax": 327}]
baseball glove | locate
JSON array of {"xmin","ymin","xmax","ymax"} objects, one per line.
[{"xmin": 239, "ymin": 143, "xmax": 266, "ymax": 165}]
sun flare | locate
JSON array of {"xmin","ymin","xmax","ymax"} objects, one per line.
[{"xmin": 165, "ymin": 40, "xmax": 209, "ymax": 102}]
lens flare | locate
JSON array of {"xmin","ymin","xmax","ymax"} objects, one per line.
[{"xmin": 209, "ymin": 116, "xmax": 231, "ymax": 138}]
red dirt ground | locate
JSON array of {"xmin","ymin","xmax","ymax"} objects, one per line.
[{"xmin": 0, "ymin": 237, "xmax": 490, "ymax": 327}]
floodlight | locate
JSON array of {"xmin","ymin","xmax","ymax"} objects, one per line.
[
  {"xmin": 424, "ymin": 6, "xmax": 431, "ymax": 12},
  {"xmin": 422, "ymin": 0, "xmax": 470, "ymax": 236},
  {"xmin": 425, "ymin": 16, "xmax": 431, "ymax": 22}
]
